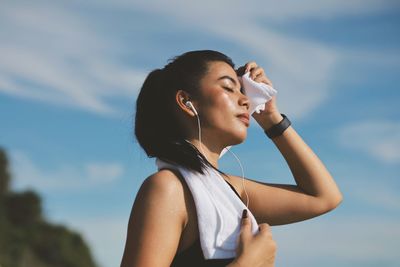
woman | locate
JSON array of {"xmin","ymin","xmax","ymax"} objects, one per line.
[{"xmin": 120, "ymin": 50, "xmax": 342, "ymax": 267}]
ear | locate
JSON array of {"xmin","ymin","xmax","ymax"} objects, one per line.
[{"xmin": 176, "ymin": 90, "xmax": 197, "ymax": 117}]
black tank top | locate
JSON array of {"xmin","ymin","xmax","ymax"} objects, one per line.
[{"xmin": 171, "ymin": 179, "xmax": 241, "ymax": 267}]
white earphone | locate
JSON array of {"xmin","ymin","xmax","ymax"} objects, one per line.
[{"xmin": 185, "ymin": 101, "xmax": 198, "ymax": 116}]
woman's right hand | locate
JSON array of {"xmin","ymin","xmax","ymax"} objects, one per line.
[{"xmin": 229, "ymin": 209, "xmax": 277, "ymax": 267}]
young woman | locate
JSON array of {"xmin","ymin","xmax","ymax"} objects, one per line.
[{"xmin": 120, "ymin": 50, "xmax": 342, "ymax": 267}]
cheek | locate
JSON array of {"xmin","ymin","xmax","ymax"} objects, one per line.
[
  {"xmin": 218, "ymin": 94, "xmax": 237, "ymax": 115},
  {"xmin": 212, "ymin": 92, "xmax": 235, "ymax": 109},
  {"xmin": 206, "ymin": 95, "xmax": 237, "ymax": 124},
  {"xmin": 198, "ymin": 90, "xmax": 237, "ymax": 124},
  {"xmin": 200, "ymin": 93, "xmax": 247, "ymax": 143}
]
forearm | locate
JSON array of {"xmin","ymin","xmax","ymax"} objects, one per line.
[{"xmin": 262, "ymin": 113, "xmax": 342, "ymax": 205}]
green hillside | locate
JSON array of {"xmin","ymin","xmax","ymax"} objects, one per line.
[{"xmin": 0, "ymin": 148, "xmax": 97, "ymax": 267}]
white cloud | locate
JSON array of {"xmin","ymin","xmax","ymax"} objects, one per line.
[
  {"xmin": 86, "ymin": 162, "xmax": 124, "ymax": 183},
  {"xmin": 337, "ymin": 120, "xmax": 400, "ymax": 164},
  {"xmin": 217, "ymin": 25, "xmax": 336, "ymax": 120},
  {"xmin": 273, "ymin": 216, "xmax": 400, "ymax": 266},
  {"xmin": 9, "ymin": 150, "xmax": 124, "ymax": 192},
  {"xmin": 0, "ymin": 1, "xmax": 145, "ymax": 115},
  {"xmin": 83, "ymin": 0, "xmax": 398, "ymax": 120},
  {"xmin": 121, "ymin": 0, "xmax": 339, "ymax": 120},
  {"xmin": 112, "ymin": 0, "xmax": 395, "ymax": 21},
  {"xmin": 0, "ymin": 0, "xmax": 396, "ymax": 118},
  {"xmin": 352, "ymin": 183, "xmax": 400, "ymax": 211}
]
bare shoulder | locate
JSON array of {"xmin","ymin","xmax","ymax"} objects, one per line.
[
  {"xmin": 135, "ymin": 168, "xmax": 187, "ymax": 222},
  {"xmin": 121, "ymin": 169, "xmax": 188, "ymax": 266},
  {"xmin": 141, "ymin": 169, "xmax": 186, "ymax": 198}
]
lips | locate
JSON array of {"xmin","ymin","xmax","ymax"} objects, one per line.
[{"xmin": 237, "ymin": 113, "xmax": 250, "ymax": 127}]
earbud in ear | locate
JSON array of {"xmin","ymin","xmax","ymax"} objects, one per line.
[{"xmin": 185, "ymin": 101, "xmax": 198, "ymax": 116}]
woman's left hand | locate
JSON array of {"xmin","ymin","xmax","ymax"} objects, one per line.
[{"xmin": 238, "ymin": 62, "xmax": 282, "ymax": 129}]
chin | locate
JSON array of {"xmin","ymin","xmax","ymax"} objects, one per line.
[{"xmin": 227, "ymin": 130, "xmax": 247, "ymax": 146}]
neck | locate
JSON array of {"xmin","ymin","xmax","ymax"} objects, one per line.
[{"xmin": 186, "ymin": 138, "xmax": 223, "ymax": 169}]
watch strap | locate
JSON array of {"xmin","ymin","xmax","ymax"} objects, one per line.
[{"xmin": 264, "ymin": 113, "xmax": 291, "ymax": 139}]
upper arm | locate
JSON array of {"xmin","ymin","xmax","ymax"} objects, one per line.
[
  {"xmin": 120, "ymin": 170, "xmax": 186, "ymax": 267},
  {"xmin": 232, "ymin": 176, "xmax": 340, "ymax": 226}
]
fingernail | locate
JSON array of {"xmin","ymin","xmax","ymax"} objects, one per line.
[{"xmin": 242, "ymin": 209, "xmax": 248, "ymax": 219}]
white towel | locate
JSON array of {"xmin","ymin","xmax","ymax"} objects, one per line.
[
  {"xmin": 241, "ymin": 72, "xmax": 277, "ymax": 115},
  {"xmin": 220, "ymin": 72, "xmax": 278, "ymax": 157},
  {"xmin": 156, "ymin": 158, "xmax": 259, "ymax": 259}
]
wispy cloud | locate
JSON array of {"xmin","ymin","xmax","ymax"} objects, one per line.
[
  {"xmin": 86, "ymin": 162, "xmax": 124, "ymax": 183},
  {"xmin": 1, "ymin": 0, "xmax": 396, "ymax": 118},
  {"xmin": 351, "ymin": 182, "xmax": 400, "ymax": 211},
  {"xmin": 116, "ymin": 0, "xmax": 395, "ymax": 21},
  {"xmin": 9, "ymin": 150, "xmax": 124, "ymax": 192},
  {"xmin": 0, "ymin": 1, "xmax": 145, "ymax": 115},
  {"xmin": 116, "ymin": 0, "xmax": 397, "ymax": 119},
  {"xmin": 119, "ymin": 0, "xmax": 338, "ymax": 119},
  {"xmin": 337, "ymin": 120, "xmax": 400, "ymax": 164}
]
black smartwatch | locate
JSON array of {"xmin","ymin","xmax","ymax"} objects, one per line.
[{"xmin": 264, "ymin": 114, "xmax": 291, "ymax": 139}]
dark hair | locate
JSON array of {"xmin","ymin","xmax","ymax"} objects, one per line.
[{"xmin": 134, "ymin": 50, "xmax": 235, "ymax": 174}]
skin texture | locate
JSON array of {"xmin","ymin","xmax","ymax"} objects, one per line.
[{"xmin": 120, "ymin": 61, "xmax": 342, "ymax": 267}]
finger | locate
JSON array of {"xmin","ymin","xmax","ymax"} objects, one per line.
[
  {"xmin": 253, "ymin": 76, "xmax": 273, "ymax": 87},
  {"xmin": 253, "ymin": 76, "xmax": 272, "ymax": 86},
  {"xmin": 250, "ymin": 67, "xmax": 264, "ymax": 79},
  {"xmin": 245, "ymin": 61, "xmax": 257, "ymax": 73},
  {"xmin": 241, "ymin": 209, "xmax": 250, "ymax": 225},
  {"xmin": 240, "ymin": 209, "xmax": 252, "ymax": 240},
  {"xmin": 253, "ymin": 76, "xmax": 264, "ymax": 83},
  {"xmin": 258, "ymin": 223, "xmax": 272, "ymax": 234}
]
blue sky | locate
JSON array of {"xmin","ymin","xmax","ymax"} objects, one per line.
[{"xmin": 1, "ymin": 0, "xmax": 399, "ymax": 267}]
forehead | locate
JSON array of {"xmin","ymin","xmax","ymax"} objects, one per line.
[{"xmin": 202, "ymin": 61, "xmax": 238, "ymax": 83}]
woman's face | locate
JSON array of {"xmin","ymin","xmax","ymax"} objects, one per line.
[{"xmin": 195, "ymin": 61, "xmax": 249, "ymax": 146}]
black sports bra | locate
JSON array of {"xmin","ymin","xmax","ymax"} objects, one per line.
[{"xmin": 170, "ymin": 179, "xmax": 241, "ymax": 266}]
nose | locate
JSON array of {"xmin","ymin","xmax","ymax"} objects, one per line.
[{"xmin": 239, "ymin": 93, "xmax": 250, "ymax": 111}]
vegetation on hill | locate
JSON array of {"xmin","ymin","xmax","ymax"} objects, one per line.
[{"xmin": 0, "ymin": 148, "xmax": 97, "ymax": 267}]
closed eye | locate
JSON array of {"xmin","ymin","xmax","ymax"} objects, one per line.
[
  {"xmin": 224, "ymin": 86, "xmax": 246, "ymax": 96},
  {"xmin": 223, "ymin": 86, "xmax": 234, "ymax": 92}
]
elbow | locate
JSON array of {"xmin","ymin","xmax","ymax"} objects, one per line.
[
  {"xmin": 334, "ymin": 185, "xmax": 344, "ymax": 206},
  {"xmin": 331, "ymin": 192, "xmax": 343, "ymax": 209},
  {"xmin": 322, "ymin": 191, "xmax": 343, "ymax": 212}
]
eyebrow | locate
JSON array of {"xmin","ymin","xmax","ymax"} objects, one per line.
[
  {"xmin": 218, "ymin": 75, "xmax": 238, "ymax": 85},
  {"xmin": 218, "ymin": 75, "xmax": 245, "ymax": 94}
]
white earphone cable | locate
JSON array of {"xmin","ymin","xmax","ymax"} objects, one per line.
[
  {"xmin": 195, "ymin": 112, "xmax": 249, "ymax": 209},
  {"xmin": 196, "ymin": 114, "xmax": 207, "ymax": 161},
  {"xmin": 224, "ymin": 146, "xmax": 250, "ymax": 209}
]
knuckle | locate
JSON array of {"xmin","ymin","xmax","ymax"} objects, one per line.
[{"xmin": 246, "ymin": 61, "xmax": 257, "ymax": 70}]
